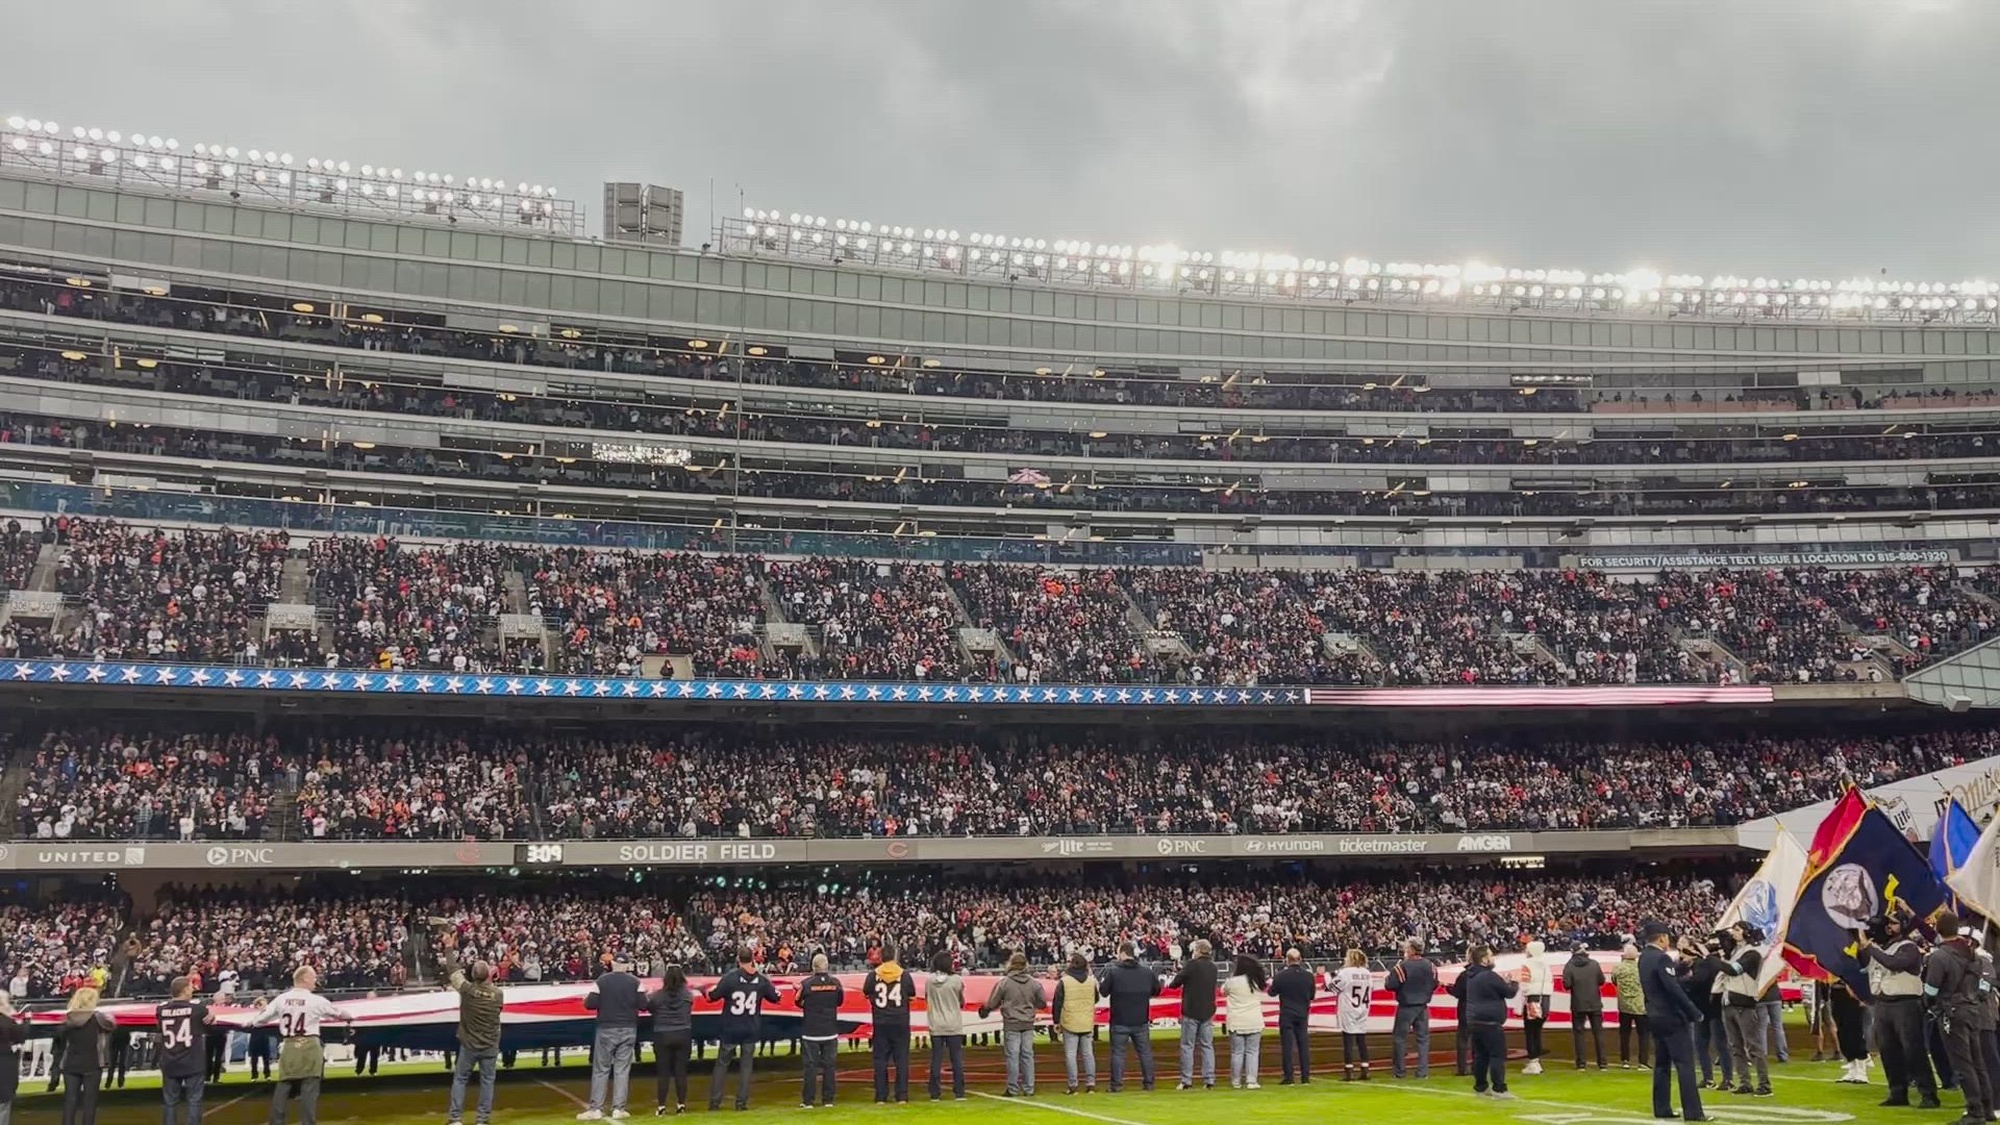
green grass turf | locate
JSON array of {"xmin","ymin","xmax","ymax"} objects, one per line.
[{"xmin": 20, "ymin": 1036, "xmax": 1934, "ymax": 1125}]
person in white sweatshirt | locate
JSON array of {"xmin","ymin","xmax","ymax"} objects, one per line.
[
  {"xmin": 1224, "ymin": 955, "xmax": 1269, "ymax": 1090},
  {"xmin": 1521, "ymin": 940, "xmax": 1552, "ymax": 1075}
]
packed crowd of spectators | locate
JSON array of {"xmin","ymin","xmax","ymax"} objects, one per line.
[
  {"xmin": 4, "ymin": 512, "xmax": 2000, "ymax": 688},
  {"xmin": 312, "ymin": 536, "xmax": 507, "ymax": 671},
  {"xmin": 0, "ymin": 516, "xmax": 40, "ymax": 592},
  {"xmin": 951, "ymin": 564, "xmax": 1161, "ymax": 683},
  {"xmin": 15, "ymin": 729, "xmax": 280, "ymax": 841},
  {"xmin": 689, "ymin": 868, "xmax": 1727, "ymax": 971},
  {"xmin": 0, "ymin": 862, "xmax": 1736, "ymax": 998},
  {"xmin": 765, "ymin": 558, "xmax": 966, "ymax": 681},
  {"xmin": 0, "ymin": 890, "xmax": 127, "ymax": 1000},
  {"xmin": 9, "ymin": 717, "xmax": 1991, "ymax": 842},
  {"xmin": 527, "ymin": 547, "xmax": 766, "ymax": 677},
  {"xmin": 531, "ymin": 726, "xmax": 1988, "ymax": 839},
  {"xmin": 427, "ymin": 891, "xmax": 705, "ymax": 983},
  {"xmin": 292, "ymin": 731, "xmax": 538, "ymax": 840},
  {"xmin": 51, "ymin": 518, "xmax": 287, "ymax": 663},
  {"xmin": 1122, "ymin": 567, "xmax": 1376, "ymax": 685},
  {"xmin": 123, "ymin": 884, "xmax": 412, "ymax": 996}
]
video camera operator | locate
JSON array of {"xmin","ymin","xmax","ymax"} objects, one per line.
[
  {"xmin": 1715, "ymin": 922, "xmax": 1771, "ymax": 1097},
  {"xmin": 1859, "ymin": 911, "xmax": 1941, "ymax": 1108}
]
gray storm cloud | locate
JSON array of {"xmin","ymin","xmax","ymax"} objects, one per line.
[{"xmin": 1, "ymin": 0, "xmax": 1994, "ymax": 277}]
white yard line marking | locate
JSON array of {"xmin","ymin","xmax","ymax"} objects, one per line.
[
  {"xmin": 210, "ymin": 1094, "xmax": 248, "ymax": 1115},
  {"xmin": 537, "ymin": 1078, "xmax": 591, "ymax": 1108},
  {"xmin": 971, "ymin": 1090, "xmax": 1158, "ymax": 1125},
  {"xmin": 1388, "ymin": 1081, "xmax": 1854, "ymax": 1119}
]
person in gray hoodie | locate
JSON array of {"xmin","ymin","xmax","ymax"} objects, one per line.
[
  {"xmin": 926, "ymin": 953, "xmax": 968, "ymax": 1101},
  {"xmin": 978, "ymin": 953, "xmax": 1047, "ymax": 1097}
]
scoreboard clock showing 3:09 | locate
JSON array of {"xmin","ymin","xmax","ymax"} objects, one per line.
[{"xmin": 515, "ymin": 843, "xmax": 566, "ymax": 866}]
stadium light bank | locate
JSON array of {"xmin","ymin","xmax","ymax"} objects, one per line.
[
  {"xmin": 1, "ymin": 113, "xmax": 581, "ymax": 237},
  {"xmin": 721, "ymin": 207, "xmax": 2000, "ymax": 326}
]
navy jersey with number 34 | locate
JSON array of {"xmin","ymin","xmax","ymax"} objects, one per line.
[{"xmin": 707, "ymin": 969, "xmax": 782, "ymax": 1042}]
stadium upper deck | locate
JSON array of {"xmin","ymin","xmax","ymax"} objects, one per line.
[{"xmin": 5, "ymin": 113, "xmax": 2000, "ymax": 562}]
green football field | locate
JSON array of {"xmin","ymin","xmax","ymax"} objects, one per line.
[{"xmin": 17, "ymin": 1036, "xmax": 1943, "ymax": 1125}]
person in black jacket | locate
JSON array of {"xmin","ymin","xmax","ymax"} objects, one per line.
[
  {"xmin": 0, "ymin": 995, "xmax": 25, "ymax": 1125},
  {"xmin": 1389, "ymin": 940, "xmax": 1437, "ymax": 1079},
  {"xmin": 1562, "ymin": 944, "xmax": 1609, "ymax": 1072},
  {"xmin": 863, "ymin": 944, "xmax": 917, "ymax": 1105},
  {"xmin": 1167, "ymin": 940, "xmax": 1218, "ymax": 1090},
  {"xmin": 1269, "ymin": 949, "xmax": 1319, "ymax": 1085},
  {"xmin": 58, "ymin": 987, "xmax": 117, "ymax": 1125},
  {"xmin": 1099, "ymin": 943, "xmax": 1163, "ymax": 1092},
  {"xmin": 796, "ymin": 955, "xmax": 845, "ymax": 1108},
  {"xmin": 706, "ymin": 950, "xmax": 782, "ymax": 1112},
  {"xmin": 1638, "ymin": 921, "xmax": 1706, "ymax": 1123},
  {"xmin": 1682, "ymin": 936, "xmax": 1731, "ymax": 1091},
  {"xmin": 645, "ymin": 964, "xmax": 694, "ymax": 1116},
  {"xmin": 1460, "ymin": 946, "xmax": 1520, "ymax": 1099}
]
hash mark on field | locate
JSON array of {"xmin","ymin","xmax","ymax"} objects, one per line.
[
  {"xmin": 537, "ymin": 1078, "xmax": 590, "ymax": 1108},
  {"xmin": 971, "ymin": 1090, "xmax": 1156, "ymax": 1125}
]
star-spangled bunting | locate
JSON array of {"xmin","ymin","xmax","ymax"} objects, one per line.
[
  {"xmin": 0, "ymin": 661, "xmax": 1771, "ymax": 709},
  {"xmin": 0, "ymin": 660, "xmax": 1307, "ymax": 708}
]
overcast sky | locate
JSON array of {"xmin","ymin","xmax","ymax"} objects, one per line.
[{"xmin": 5, "ymin": 0, "xmax": 1996, "ymax": 278}]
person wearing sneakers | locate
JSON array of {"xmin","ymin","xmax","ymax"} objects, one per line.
[
  {"xmin": 1100, "ymin": 942, "xmax": 1163, "ymax": 1092},
  {"xmin": 1563, "ymin": 944, "xmax": 1609, "ymax": 1071},
  {"xmin": 864, "ymin": 944, "xmax": 918, "ymax": 1105},
  {"xmin": 442, "ymin": 952, "xmax": 505, "ymax": 1125},
  {"xmin": 1224, "ymin": 955, "xmax": 1268, "ymax": 1090},
  {"xmin": 579, "ymin": 959, "xmax": 643, "ymax": 1121},
  {"xmin": 795, "ymin": 954, "xmax": 844, "ymax": 1109},
  {"xmin": 247, "ymin": 967, "xmax": 355, "ymax": 1125},
  {"xmin": 1167, "ymin": 941, "xmax": 1218, "ymax": 1090},
  {"xmin": 1521, "ymin": 939, "xmax": 1552, "ymax": 1076},
  {"xmin": 1460, "ymin": 945, "xmax": 1519, "ymax": 1101},
  {"xmin": 1050, "ymin": 953, "xmax": 1098, "ymax": 1095},
  {"xmin": 979, "ymin": 952, "xmax": 1047, "ymax": 1098},
  {"xmin": 1614, "ymin": 944, "xmax": 1650, "ymax": 1070},
  {"xmin": 1716, "ymin": 922, "xmax": 1772, "ymax": 1098},
  {"xmin": 1269, "ymin": 949, "xmax": 1317, "ymax": 1085},
  {"xmin": 925, "ymin": 953, "xmax": 968, "ymax": 1102},
  {"xmin": 1830, "ymin": 981, "xmax": 1871, "ymax": 1085},
  {"xmin": 644, "ymin": 965, "xmax": 694, "ymax": 1116},
  {"xmin": 707, "ymin": 950, "xmax": 782, "ymax": 1113},
  {"xmin": 1334, "ymin": 950, "xmax": 1373, "ymax": 1082}
]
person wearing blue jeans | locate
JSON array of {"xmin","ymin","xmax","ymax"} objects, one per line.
[
  {"xmin": 1098, "ymin": 946, "xmax": 1162, "ymax": 1092},
  {"xmin": 448, "ymin": 1050, "xmax": 499, "ymax": 1125},
  {"xmin": 1759, "ymin": 988, "xmax": 1788, "ymax": 1064},
  {"xmin": 979, "ymin": 953, "xmax": 1048, "ymax": 1098},
  {"xmin": 1168, "ymin": 942, "xmax": 1219, "ymax": 1089},
  {"xmin": 1108, "ymin": 1025, "xmax": 1156, "ymax": 1092}
]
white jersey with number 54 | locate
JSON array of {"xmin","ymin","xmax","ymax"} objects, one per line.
[{"xmin": 1335, "ymin": 967, "xmax": 1373, "ymax": 1034}]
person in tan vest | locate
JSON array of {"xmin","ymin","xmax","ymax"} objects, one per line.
[{"xmin": 1051, "ymin": 954, "xmax": 1100, "ymax": 1094}]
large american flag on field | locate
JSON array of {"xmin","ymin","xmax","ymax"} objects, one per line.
[{"xmin": 1302, "ymin": 684, "xmax": 1774, "ymax": 708}]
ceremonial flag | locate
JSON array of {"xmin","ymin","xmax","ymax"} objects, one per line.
[
  {"xmin": 1949, "ymin": 799, "xmax": 2000, "ymax": 921},
  {"xmin": 1785, "ymin": 794, "xmax": 1951, "ymax": 995},
  {"xmin": 1931, "ymin": 796, "xmax": 1982, "ymax": 911},
  {"xmin": 1716, "ymin": 829, "xmax": 1809, "ymax": 993}
]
